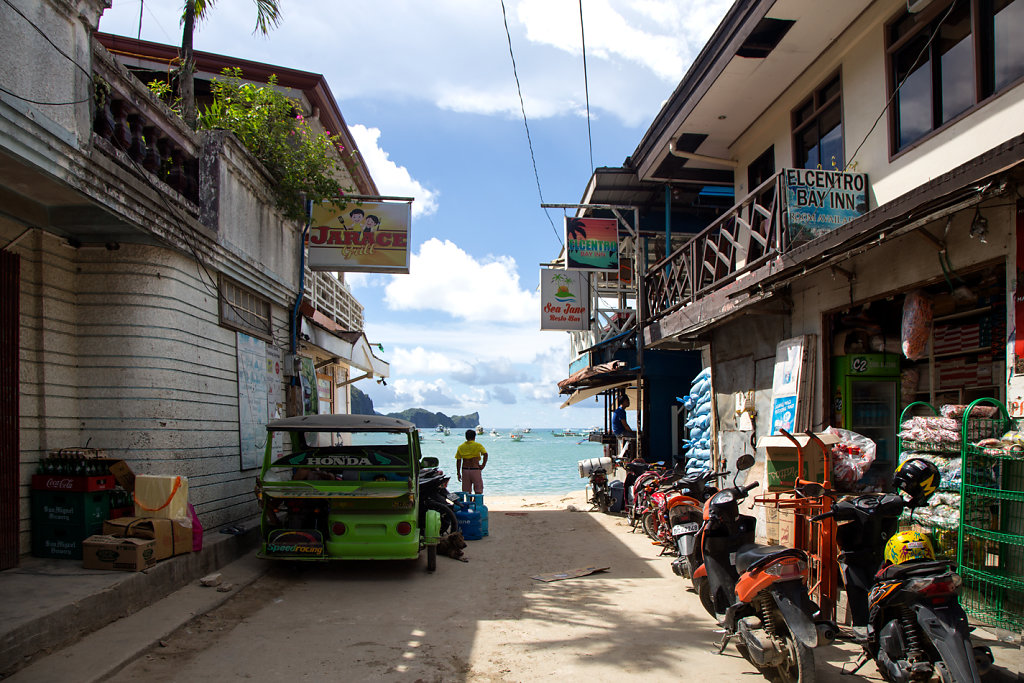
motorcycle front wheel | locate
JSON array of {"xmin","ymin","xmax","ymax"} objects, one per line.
[
  {"xmin": 772, "ymin": 632, "xmax": 815, "ymax": 683},
  {"xmin": 641, "ymin": 511, "xmax": 659, "ymax": 541}
]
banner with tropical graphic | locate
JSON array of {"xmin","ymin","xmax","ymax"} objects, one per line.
[
  {"xmin": 564, "ymin": 217, "xmax": 619, "ymax": 272},
  {"xmin": 540, "ymin": 269, "xmax": 589, "ymax": 331}
]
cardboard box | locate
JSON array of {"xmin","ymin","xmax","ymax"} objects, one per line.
[
  {"xmin": 96, "ymin": 458, "xmax": 135, "ymax": 492},
  {"xmin": 758, "ymin": 432, "xmax": 840, "ymax": 491},
  {"xmin": 103, "ymin": 516, "xmax": 193, "ymax": 560},
  {"xmin": 82, "ymin": 535, "xmax": 156, "ymax": 571},
  {"xmin": 133, "ymin": 475, "xmax": 188, "ymax": 519}
]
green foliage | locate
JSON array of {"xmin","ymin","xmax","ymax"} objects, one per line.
[
  {"xmin": 198, "ymin": 67, "xmax": 352, "ymax": 221},
  {"xmin": 146, "ymin": 78, "xmax": 181, "ymax": 113}
]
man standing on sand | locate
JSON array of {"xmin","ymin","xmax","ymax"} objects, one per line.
[{"xmin": 455, "ymin": 429, "xmax": 488, "ymax": 494}]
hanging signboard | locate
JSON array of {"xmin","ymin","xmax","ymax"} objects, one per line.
[
  {"xmin": 308, "ymin": 199, "xmax": 412, "ymax": 273},
  {"xmin": 783, "ymin": 168, "xmax": 868, "ymax": 243},
  {"xmin": 541, "ymin": 270, "xmax": 589, "ymax": 331},
  {"xmin": 564, "ymin": 217, "xmax": 619, "ymax": 272},
  {"xmin": 769, "ymin": 335, "xmax": 815, "ymax": 435}
]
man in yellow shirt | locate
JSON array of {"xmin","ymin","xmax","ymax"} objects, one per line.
[{"xmin": 455, "ymin": 430, "xmax": 488, "ymax": 494}]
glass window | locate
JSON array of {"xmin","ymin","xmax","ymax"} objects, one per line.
[
  {"xmin": 990, "ymin": 0, "xmax": 1024, "ymax": 91},
  {"xmin": 889, "ymin": 0, "xmax": 1024, "ymax": 152},
  {"xmin": 219, "ymin": 276, "xmax": 272, "ymax": 339},
  {"xmin": 792, "ymin": 76, "xmax": 844, "ymax": 170}
]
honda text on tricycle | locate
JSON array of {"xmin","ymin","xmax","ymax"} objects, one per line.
[{"xmin": 254, "ymin": 415, "xmax": 442, "ymax": 571}]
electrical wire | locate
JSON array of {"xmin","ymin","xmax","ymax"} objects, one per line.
[
  {"xmin": 844, "ymin": 0, "xmax": 958, "ymax": 171},
  {"xmin": 498, "ymin": 0, "xmax": 562, "ymax": 247},
  {"xmin": 579, "ymin": 0, "xmax": 594, "ymax": 176},
  {"xmin": 2, "ymin": 0, "xmax": 92, "ymax": 80},
  {"xmin": 0, "ymin": 85, "xmax": 91, "ymax": 106}
]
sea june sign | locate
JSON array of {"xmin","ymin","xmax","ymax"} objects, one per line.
[
  {"xmin": 784, "ymin": 168, "xmax": 868, "ymax": 243},
  {"xmin": 564, "ymin": 217, "xmax": 619, "ymax": 272},
  {"xmin": 308, "ymin": 199, "xmax": 412, "ymax": 273},
  {"xmin": 540, "ymin": 270, "xmax": 588, "ymax": 331}
]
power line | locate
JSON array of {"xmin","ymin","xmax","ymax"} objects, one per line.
[
  {"xmin": 845, "ymin": 0, "xmax": 956, "ymax": 171},
  {"xmin": 498, "ymin": 0, "xmax": 562, "ymax": 247},
  {"xmin": 0, "ymin": 85, "xmax": 90, "ymax": 106},
  {"xmin": 579, "ymin": 0, "xmax": 594, "ymax": 176}
]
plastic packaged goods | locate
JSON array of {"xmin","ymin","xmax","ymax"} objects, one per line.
[
  {"xmin": 940, "ymin": 404, "xmax": 999, "ymax": 419},
  {"xmin": 825, "ymin": 427, "xmax": 877, "ymax": 485},
  {"xmin": 901, "ymin": 290, "xmax": 933, "ymax": 360}
]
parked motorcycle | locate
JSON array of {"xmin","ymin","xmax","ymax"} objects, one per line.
[
  {"xmin": 810, "ymin": 457, "xmax": 993, "ymax": 683},
  {"xmin": 586, "ymin": 459, "xmax": 614, "ymax": 513},
  {"xmin": 625, "ymin": 460, "xmax": 668, "ymax": 527},
  {"xmin": 418, "ymin": 458, "xmax": 460, "ymax": 536},
  {"xmin": 668, "ymin": 468, "xmax": 728, "ymax": 579},
  {"xmin": 639, "ymin": 462, "xmax": 689, "ymax": 544},
  {"xmin": 693, "ymin": 454, "xmax": 830, "ymax": 683}
]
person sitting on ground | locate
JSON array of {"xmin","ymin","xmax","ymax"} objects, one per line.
[{"xmin": 455, "ymin": 429, "xmax": 488, "ymax": 494}]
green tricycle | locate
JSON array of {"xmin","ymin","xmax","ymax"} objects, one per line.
[{"xmin": 255, "ymin": 414, "xmax": 442, "ymax": 571}]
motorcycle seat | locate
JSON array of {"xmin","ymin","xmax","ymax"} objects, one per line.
[
  {"xmin": 735, "ymin": 544, "xmax": 808, "ymax": 574},
  {"xmin": 876, "ymin": 559, "xmax": 953, "ymax": 581}
]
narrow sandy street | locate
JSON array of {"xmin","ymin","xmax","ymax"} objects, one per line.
[{"xmin": 101, "ymin": 493, "xmax": 877, "ymax": 683}]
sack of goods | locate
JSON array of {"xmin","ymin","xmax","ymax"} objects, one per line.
[{"xmin": 578, "ymin": 457, "xmax": 613, "ymax": 478}]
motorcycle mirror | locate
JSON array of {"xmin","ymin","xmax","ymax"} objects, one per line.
[
  {"xmin": 797, "ymin": 482, "xmax": 825, "ymax": 498},
  {"xmin": 735, "ymin": 454, "xmax": 755, "ymax": 471},
  {"xmin": 420, "ymin": 456, "xmax": 439, "ymax": 468}
]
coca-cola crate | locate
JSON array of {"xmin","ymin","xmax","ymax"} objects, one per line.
[
  {"xmin": 108, "ymin": 506, "xmax": 133, "ymax": 520},
  {"xmin": 32, "ymin": 474, "xmax": 116, "ymax": 492},
  {"xmin": 31, "ymin": 490, "xmax": 110, "ymax": 530}
]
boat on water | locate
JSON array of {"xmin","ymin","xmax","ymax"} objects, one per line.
[
  {"xmin": 509, "ymin": 429, "xmax": 525, "ymax": 442},
  {"xmin": 435, "ymin": 424, "xmax": 451, "ymax": 436},
  {"xmin": 490, "ymin": 429, "xmax": 501, "ymax": 438},
  {"xmin": 475, "ymin": 425, "xmax": 484, "ymax": 435}
]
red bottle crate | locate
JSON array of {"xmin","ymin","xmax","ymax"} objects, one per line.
[{"xmin": 32, "ymin": 474, "xmax": 116, "ymax": 492}]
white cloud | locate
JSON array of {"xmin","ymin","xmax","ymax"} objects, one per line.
[
  {"xmin": 391, "ymin": 347, "xmax": 474, "ymax": 378},
  {"xmin": 98, "ymin": 0, "xmax": 733, "ymax": 128},
  {"xmin": 383, "ymin": 238, "xmax": 538, "ymax": 323},
  {"xmin": 349, "ymin": 125, "xmax": 438, "ymax": 218}
]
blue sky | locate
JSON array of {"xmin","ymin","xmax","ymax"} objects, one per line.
[{"xmin": 98, "ymin": 0, "xmax": 732, "ymax": 428}]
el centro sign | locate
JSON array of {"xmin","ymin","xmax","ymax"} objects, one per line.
[{"xmin": 784, "ymin": 168, "xmax": 868, "ymax": 243}]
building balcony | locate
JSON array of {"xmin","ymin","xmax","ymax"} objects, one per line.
[
  {"xmin": 645, "ymin": 172, "xmax": 784, "ymax": 323},
  {"xmin": 304, "ymin": 269, "xmax": 364, "ymax": 332}
]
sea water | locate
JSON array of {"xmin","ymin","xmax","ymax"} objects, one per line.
[{"xmin": 418, "ymin": 429, "xmax": 603, "ymax": 495}]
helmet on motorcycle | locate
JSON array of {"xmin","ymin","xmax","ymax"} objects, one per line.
[
  {"xmin": 884, "ymin": 530, "xmax": 935, "ymax": 566},
  {"xmin": 893, "ymin": 457, "xmax": 940, "ymax": 507}
]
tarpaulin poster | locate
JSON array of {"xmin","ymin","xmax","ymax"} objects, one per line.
[
  {"xmin": 769, "ymin": 335, "xmax": 814, "ymax": 435},
  {"xmin": 237, "ymin": 332, "xmax": 268, "ymax": 469},
  {"xmin": 540, "ymin": 270, "xmax": 588, "ymax": 331},
  {"xmin": 308, "ymin": 200, "xmax": 411, "ymax": 273},
  {"xmin": 564, "ymin": 217, "xmax": 619, "ymax": 272}
]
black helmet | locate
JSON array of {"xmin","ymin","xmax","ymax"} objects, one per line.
[{"xmin": 893, "ymin": 457, "xmax": 940, "ymax": 507}]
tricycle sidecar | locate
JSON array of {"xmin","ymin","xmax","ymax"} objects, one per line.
[{"xmin": 255, "ymin": 414, "xmax": 441, "ymax": 570}]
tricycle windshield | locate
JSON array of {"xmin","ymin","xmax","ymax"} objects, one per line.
[{"xmin": 265, "ymin": 429, "xmax": 414, "ymax": 482}]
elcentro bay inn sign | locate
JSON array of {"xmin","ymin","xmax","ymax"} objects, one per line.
[{"xmin": 783, "ymin": 168, "xmax": 868, "ymax": 242}]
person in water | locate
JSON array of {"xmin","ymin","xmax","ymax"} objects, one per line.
[{"xmin": 455, "ymin": 429, "xmax": 488, "ymax": 494}]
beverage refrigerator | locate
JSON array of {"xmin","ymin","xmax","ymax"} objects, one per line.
[{"xmin": 831, "ymin": 354, "xmax": 900, "ymax": 486}]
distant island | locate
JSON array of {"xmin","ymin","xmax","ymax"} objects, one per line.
[{"xmin": 351, "ymin": 386, "xmax": 480, "ymax": 429}]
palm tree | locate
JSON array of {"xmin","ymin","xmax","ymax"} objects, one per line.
[
  {"xmin": 566, "ymin": 218, "xmax": 587, "ymax": 241},
  {"xmin": 179, "ymin": 0, "xmax": 283, "ymax": 129}
]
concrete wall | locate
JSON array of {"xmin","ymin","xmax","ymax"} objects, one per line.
[{"xmin": 7, "ymin": 227, "xmax": 295, "ymax": 552}]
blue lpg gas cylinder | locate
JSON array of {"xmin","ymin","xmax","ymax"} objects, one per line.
[
  {"xmin": 455, "ymin": 492, "xmax": 488, "ymax": 535},
  {"xmin": 454, "ymin": 494, "xmax": 483, "ymax": 540}
]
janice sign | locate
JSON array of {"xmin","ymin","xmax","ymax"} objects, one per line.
[
  {"xmin": 540, "ymin": 270, "xmax": 588, "ymax": 331},
  {"xmin": 784, "ymin": 168, "xmax": 868, "ymax": 243},
  {"xmin": 308, "ymin": 199, "xmax": 412, "ymax": 273},
  {"xmin": 564, "ymin": 217, "xmax": 619, "ymax": 272}
]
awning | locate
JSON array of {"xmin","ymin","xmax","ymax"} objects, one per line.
[
  {"xmin": 559, "ymin": 380, "xmax": 637, "ymax": 409},
  {"xmin": 300, "ymin": 317, "xmax": 389, "ymax": 378}
]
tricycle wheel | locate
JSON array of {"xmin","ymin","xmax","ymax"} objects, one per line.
[{"xmin": 426, "ymin": 545, "xmax": 437, "ymax": 572}]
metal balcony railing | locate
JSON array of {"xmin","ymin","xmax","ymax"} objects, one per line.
[
  {"xmin": 645, "ymin": 172, "xmax": 785, "ymax": 321},
  {"xmin": 304, "ymin": 269, "xmax": 364, "ymax": 332}
]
